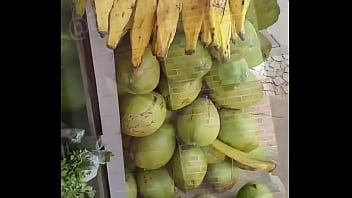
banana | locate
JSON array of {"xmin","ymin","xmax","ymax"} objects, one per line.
[
  {"xmin": 208, "ymin": 0, "xmax": 221, "ymax": 50},
  {"xmin": 153, "ymin": 0, "xmax": 182, "ymax": 61},
  {"xmin": 209, "ymin": 0, "xmax": 231, "ymax": 62},
  {"xmin": 229, "ymin": 0, "xmax": 251, "ymax": 40},
  {"xmin": 212, "ymin": 139, "xmax": 276, "ymax": 172},
  {"xmin": 218, "ymin": 0, "xmax": 232, "ymax": 62},
  {"xmin": 107, "ymin": 0, "xmax": 136, "ymax": 49},
  {"xmin": 181, "ymin": 0, "xmax": 205, "ymax": 55},
  {"xmin": 92, "ymin": 0, "xmax": 114, "ymax": 33},
  {"xmin": 200, "ymin": 0, "xmax": 212, "ymax": 47},
  {"xmin": 151, "ymin": 22, "xmax": 158, "ymax": 56},
  {"xmin": 74, "ymin": 0, "xmax": 87, "ymax": 16},
  {"xmin": 130, "ymin": 0, "xmax": 157, "ymax": 67},
  {"xmin": 228, "ymin": 2, "xmax": 238, "ymax": 42}
]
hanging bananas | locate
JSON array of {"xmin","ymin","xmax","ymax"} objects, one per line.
[
  {"xmin": 130, "ymin": 0, "xmax": 157, "ymax": 67},
  {"xmin": 87, "ymin": 0, "xmax": 255, "ymax": 66},
  {"xmin": 200, "ymin": 0, "xmax": 213, "ymax": 48},
  {"xmin": 153, "ymin": 0, "xmax": 182, "ymax": 61},
  {"xmin": 209, "ymin": 0, "xmax": 232, "ymax": 62},
  {"xmin": 107, "ymin": 0, "xmax": 136, "ymax": 49},
  {"xmin": 92, "ymin": 0, "xmax": 114, "ymax": 33},
  {"xmin": 181, "ymin": 0, "xmax": 205, "ymax": 55},
  {"xmin": 229, "ymin": 0, "xmax": 251, "ymax": 40},
  {"xmin": 219, "ymin": 0, "xmax": 232, "ymax": 62}
]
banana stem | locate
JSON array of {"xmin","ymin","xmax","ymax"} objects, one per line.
[{"xmin": 211, "ymin": 139, "xmax": 276, "ymax": 172}]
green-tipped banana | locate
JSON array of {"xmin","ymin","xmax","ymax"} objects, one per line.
[{"xmin": 211, "ymin": 139, "xmax": 276, "ymax": 172}]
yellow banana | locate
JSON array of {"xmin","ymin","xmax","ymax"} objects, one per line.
[
  {"xmin": 200, "ymin": 0, "xmax": 213, "ymax": 47},
  {"xmin": 181, "ymin": 0, "xmax": 205, "ymax": 55},
  {"xmin": 209, "ymin": 0, "xmax": 231, "ymax": 62},
  {"xmin": 212, "ymin": 139, "xmax": 276, "ymax": 172},
  {"xmin": 107, "ymin": 0, "xmax": 136, "ymax": 49},
  {"xmin": 151, "ymin": 22, "xmax": 158, "ymax": 56},
  {"xmin": 208, "ymin": 0, "xmax": 221, "ymax": 50},
  {"xmin": 74, "ymin": 0, "xmax": 87, "ymax": 16},
  {"xmin": 218, "ymin": 0, "xmax": 232, "ymax": 62},
  {"xmin": 130, "ymin": 0, "xmax": 157, "ymax": 67},
  {"xmin": 228, "ymin": 1, "xmax": 238, "ymax": 42},
  {"xmin": 93, "ymin": 0, "xmax": 114, "ymax": 33},
  {"xmin": 229, "ymin": 0, "xmax": 251, "ymax": 40},
  {"xmin": 154, "ymin": 0, "xmax": 182, "ymax": 61}
]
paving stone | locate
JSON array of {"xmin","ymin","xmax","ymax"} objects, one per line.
[
  {"xmin": 283, "ymin": 73, "xmax": 289, "ymax": 82},
  {"xmin": 263, "ymin": 83, "xmax": 275, "ymax": 91},
  {"xmin": 274, "ymin": 86, "xmax": 285, "ymax": 95},
  {"xmin": 263, "ymin": 77, "xmax": 273, "ymax": 83},
  {"xmin": 283, "ymin": 54, "xmax": 289, "ymax": 59},
  {"xmin": 265, "ymin": 91, "xmax": 275, "ymax": 96},
  {"xmin": 266, "ymin": 71, "xmax": 277, "ymax": 77},
  {"xmin": 282, "ymin": 85, "xmax": 289, "ymax": 94},
  {"xmin": 284, "ymin": 67, "xmax": 289, "ymax": 73},
  {"xmin": 276, "ymin": 70, "xmax": 284, "ymax": 77},
  {"xmin": 271, "ymin": 62, "xmax": 281, "ymax": 71},
  {"xmin": 273, "ymin": 77, "xmax": 285, "ymax": 86},
  {"xmin": 272, "ymin": 55, "xmax": 284, "ymax": 62}
]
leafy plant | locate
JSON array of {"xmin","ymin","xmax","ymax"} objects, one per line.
[{"xmin": 61, "ymin": 149, "xmax": 96, "ymax": 198}]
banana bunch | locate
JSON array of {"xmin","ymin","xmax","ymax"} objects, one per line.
[
  {"xmin": 152, "ymin": 0, "xmax": 182, "ymax": 61},
  {"xmin": 229, "ymin": 0, "xmax": 251, "ymax": 41},
  {"xmin": 89, "ymin": 0, "xmax": 251, "ymax": 66}
]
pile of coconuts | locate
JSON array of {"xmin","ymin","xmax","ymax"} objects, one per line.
[{"xmin": 115, "ymin": 21, "xmax": 277, "ymax": 198}]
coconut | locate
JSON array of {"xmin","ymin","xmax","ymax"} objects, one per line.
[
  {"xmin": 120, "ymin": 92, "xmax": 166, "ymax": 137},
  {"xmin": 125, "ymin": 172, "xmax": 137, "ymax": 198},
  {"xmin": 137, "ymin": 167, "xmax": 174, "ymax": 198},
  {"xmin": 206, "ymin": 159, "xmax": 241, "ymax": 193},
  {"xmin": 130, "ymin": 122, "xmax": 176, "ymax": 170},
  {"xmin": 115, "ymin": 46, "xmax": 160, "ymax": 94},
  {"xmin": 204, "ymin": 70, "xmax": 263, "ymax": 109},
  {"xmin": 161, "ymin": 33, "xmax": 212, "ymax": 82},
  {"xmin": 218, "ymin": 108, "xmax": 260, "ymax": 152},
  {"xmin": 158, "ymin": 74, "xmax": 202, "ymax": 110},
  {"xmin": 201, "ymin": 145, "xmax": 225, "ymax": 164},
  {"xmin": 170, "ymin": 145, "xmax": 208, "ymax": 190},
  {"xmin": 236, "ymin": 182, "xmax": 273, "ymax": 198},
  {"xmin": 177, "ymin": 97, "xmax": 220, "ymax": 146}
]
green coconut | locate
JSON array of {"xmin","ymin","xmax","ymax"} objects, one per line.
[
  {"xmin": 125, "ymin": 172, "xmax": 137, "ymax": 198},
  {"xmin": 161, "ymin": 33, "xmax": 212, "ymax": 82},
  {"xmin": 206, "ymin": 159, "xmax": 241, "ymax": 193},
  {"xmin": 214, "ymin": 58, "xmax": 249, "ymax": 86},
  {"xmin": 120, "ymin": 92, "xmax": 167, "ymax": 137},
  {"xmin": 177, "ymin": 97, "xmax": 220, "ymax": 146},
  {"xmin": 236, "ymin": 182, "xmax": 273, "ymax": 198},
  {"xmin": 158, "ymin": 74, "xmax": 202, "ymax": 110},
  {"xmin": 259, "ymin": 32, "xmax": 272, "ymax": 60},
  {"xmin": 242, "ymin": 21, "xmax": 264, "ymax": 68},
  {"xmin": 246, "ymin": 0, "xmax": 280, "ymax": 31},
  {"xmin": 137, "ymin": 167, "xmax": 174, "ymax": 198},
  {"xmin": 130, "ymin": 122, "xmax": 176, "ymax": 170},
  {"xmin": 204, "ymin": 68, "xmax": 263, "ymax": 109},
  {"xmin": 171, "ymin": 145, "xmax": 208, "ymax": 190},
  {"xmin": 115, "ymin": 46, "xmax": 160, "ymax": 94},
  {"xmin": 202, "ymin": 145, "xmax": 225, "ymax": 164},
  {"xmin": 218, "ymin": 108, "xmax": 261, "ymax": 152},
  {"xmin": 61, "ymin": 64, "xmax": 86, "ymax": 114}
]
